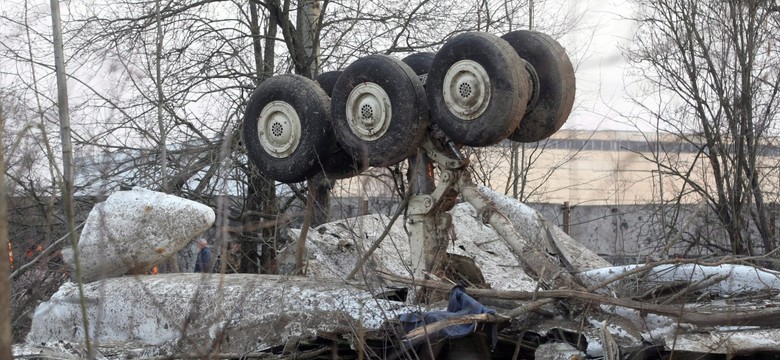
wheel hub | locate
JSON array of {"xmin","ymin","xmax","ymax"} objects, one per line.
[
  {"xmin": 257, "ymin": 101, "xmax": 301, "ymax": 158},
  {"xmin": 442, "ymin": 60, "xmax": 491, "ymax": 121},
  {"xmin": 346, "ymin": 82, "xmax": 392, "ymax": 141}
]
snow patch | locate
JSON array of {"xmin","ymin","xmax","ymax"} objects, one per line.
[{"xmin": 580, "ymin": 264, "xmax": 780, "ymax": 296}]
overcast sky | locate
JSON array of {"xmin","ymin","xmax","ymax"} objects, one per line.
[
  {"xmin": 0, "ymin": 0, "xmax": 645, "ymax": 134},
  {"xmin": 555, "ymin": 0, "xmax": 643, "ymax": 132}
]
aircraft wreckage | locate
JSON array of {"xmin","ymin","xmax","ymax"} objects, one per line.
[{"xmin": 16, "ymin": 29, "xmax": 780, "ymax": 359}]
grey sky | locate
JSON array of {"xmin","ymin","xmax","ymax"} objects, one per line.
[{"xmin": 556, "ymin": 0, "xmax": 641, "ymax": 132}]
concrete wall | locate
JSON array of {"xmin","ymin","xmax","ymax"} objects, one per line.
[
  {"xmin": 327, "ymin": 197, "xmax": 773, "ymax": 263},
  {"xmin": 508, "ymin": 202, "xmax": 774, "ymax": 263}
]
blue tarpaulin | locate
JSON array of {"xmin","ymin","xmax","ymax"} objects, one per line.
[{"xmin": 398, "ymin": 285, "xmax": 497, "ymax": 348}]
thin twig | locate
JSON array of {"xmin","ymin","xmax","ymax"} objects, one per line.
[
  {"xmin": 133, "ymin": 352, "xmax": 276, "ymax": 359},
  {"xmin": 659, "ymin": 199, "xmax": 707, "ymax": 258}
]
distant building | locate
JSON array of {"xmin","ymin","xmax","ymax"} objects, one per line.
[{"xmin": 332, "ymin": 129, "xmax": 780, "ymax": 206}]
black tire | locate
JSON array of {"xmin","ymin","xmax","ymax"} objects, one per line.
[
  {"xmin": 243, "ymin": 74, "xmax": 333, "ymax": 183},
  {"xmin": 331, "ymin": 54, "xmax": 429, "ymax": 167},
  {"xmin": 314, "ymin": 70, "xmax": 364, "ymax": 179},
  {"xmin": 319, "ymin": 145, "xmax": 364, "ymax": 180},
  {"xmin": 502, "ymin": 30, "xmax": 575, "ymax": 143},
  {"xmin": 402, "ymin": 52, "xmax": 436, "ymax": 76},
  {"xmin": 426, "ymin": 32, "xmax": 530, "ymax": 147},
  {"xmin": 315, "ymin": 70, "xmax": 342, "ymax": 98}
]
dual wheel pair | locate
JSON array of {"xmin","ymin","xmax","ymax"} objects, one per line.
[{"xmin": 243, "ymin": 30, "xmax": 576, "ymax": 183}]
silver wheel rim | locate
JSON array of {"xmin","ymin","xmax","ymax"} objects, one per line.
[
  {"xmin": 345, "ymin": 82, "xmax": 392, "ymax": 141},
  {"xmin": 257, "ymin": 101, "xmax": 301, "ymax": 158},
  {"xmin": 442, "ymin": 59, "xmax": 491, "ymax": 120}
]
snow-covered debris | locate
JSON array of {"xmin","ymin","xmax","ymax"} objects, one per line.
[
  {"xmin": 278, "ymin": 189, "xmax": 613, "ymax": 293},
  {"xmin": 26, "ymin": 274, "xmax": 412, "ymax": 355},
  {"xmin": 282, "ymin": 214, "xmax": 414, "ymax": 280},
  {"xmin": 669, "ymin": 328, "xmax": 780, "ymax": 354},
  {"xmin": 448, "ymin": 204, "xmax": 538, "ymax": 291},
  {"xmin": 579, "ymin": 263, "xmax": 780, "ymax": 296},
  {"xmin": 478, "ymin": 186, "xmax": 611, "ymax": 272},
  {"xmin": 30, "ymin": 184, "xmax": 780, "ymax": 358},
  {"xmin": 61, "ymin": 187, "xmax": 215, "ymax": 282},
  {"xmin": 535, "ymin": 342, "xmax": 586, "ymax": 360},
  {"xmin": 597, "ymin": 304, "xmax": 691, "ymax": 343},
  {"xmin": 280, "ymin": 205, "xmax": 540, "ymax": 292}
]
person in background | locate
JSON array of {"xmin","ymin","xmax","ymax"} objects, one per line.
[
  {"xmin": 225, "ymin": 241, "xmax": 242, "ymax": 273},
  {"xmin": 194, "ymin": 238, "xmax": 211, "ymax": 273}
]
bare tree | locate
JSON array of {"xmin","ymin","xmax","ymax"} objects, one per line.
[{"xmin": 626, "ymin": 0, "xmax": 780, "ymax": 255}]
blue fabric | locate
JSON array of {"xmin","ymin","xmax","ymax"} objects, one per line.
[
  {"xmin": 398, "ymin": 285, "xmax": 497, "ymax": 348},
  {"xmin": 194, "ymin": 247, "xmax": 212, "ymax": 272}
]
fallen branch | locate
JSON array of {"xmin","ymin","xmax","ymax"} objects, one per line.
[
  {"xmin": 379, "ymin": 272, "xmax": 780, "ymax": 327},
  {"xmin": 403, "ymin": 313, "xmax": 507, "ymax": 341},
  {"xmin": 659, "ymin": 274, "xmax": 729, "ymax": 304},
  {"xmin": 505, "ymin": 298, "xmax": 556, "ymax": 319}
]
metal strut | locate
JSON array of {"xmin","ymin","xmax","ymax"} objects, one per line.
[{"xmin": 406, "ymin": 136, "xmax": 468, "ymax": 302}]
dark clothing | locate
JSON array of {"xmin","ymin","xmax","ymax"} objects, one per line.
[
  {"xmin": 194, "ymin": 247, "xmax": 212, "ymax": 273},
  {"xmin": 399, "ymin": 285, "xmax": 497, "ymax": 348}
]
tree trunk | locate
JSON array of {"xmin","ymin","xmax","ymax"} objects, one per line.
[
  {"xmin": 239, "ymin": 3, "xmax": 280, "ymax": 274},
  {"xmin": 155, "ymin": 0, "xmax": 168, "ymax": 193},
  {"xmin": 0, "ymin": 95, "xmax": 12, "ymax": 360},
  {"xmin": 311, "ymin": 174, "xmax": 333, "ymax": 227},
  {"xmin": 249, "ymin": 1, "xmax": 264, "ymax": 83},
  {"xmin": 298, "ymin": 0, "xmax": 330, "ymax": 227},
  {"xmin": 241, "ymin": 168, "xmax": 276, "ymax": 274},
  {"xmin": 295, "ymin": 0, "xmax": 321, "ymax": 78},
  {"xmin": 263, "ymin": 5, "xmax": 277, "ymax": 80},
  {"xmin": 50, "ymin": 0, "xmax": 92, "ymax": 354}
]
